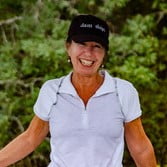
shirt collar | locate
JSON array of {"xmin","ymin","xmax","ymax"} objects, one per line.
[
  {"xmin": 59, "ymin": 70, "xmax": 116, "ymax": 97},
  {"xmin": 93, "ymin": 70, "xmax": 116, "ymax": 97},
  {"xmin": 59, "ymin": 71, "xmax": 78, "ymax": 96}
]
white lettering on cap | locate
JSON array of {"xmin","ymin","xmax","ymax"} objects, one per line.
[
  {"xmin": 80, "ymin": 23, "xmax": 93, "ymax": 28},
  {"xmin": 95, "ymin": 24, "xmax": 105, "ymax": 32},
  {"xmin": 80, "ymin": 23, "xmax": 106, "ymax": 33}
]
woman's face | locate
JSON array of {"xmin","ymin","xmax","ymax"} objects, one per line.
[{"xmin": 66, "ymin": 40, "xmax": 105, "ymax": 77}]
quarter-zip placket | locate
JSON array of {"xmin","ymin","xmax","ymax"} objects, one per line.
[{"xmin": 79, "ymin": 97, "xmax": 90, "ymax": 129}]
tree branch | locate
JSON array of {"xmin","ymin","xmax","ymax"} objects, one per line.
[
  {"xmin": 1, "ymin": 26, "xmax": 8, "ymax": 43},
  {"xmin": 10, "ymin": 116, "xmax": 25, "ymax": 133},
  {"xmin": 0, "ymin": 16, "xmax": 22, "ymax": 26}
]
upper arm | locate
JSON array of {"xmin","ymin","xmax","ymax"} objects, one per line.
[
  {"xmin": 125, "ymin": 117, "xmax": 157, "ymax": 166},
  {"xmin": 25, "ymin": 115, "xmax": 49, "ymax": 148},
  {"xmin": 125, "ymin": 117, "xmax": 153, "ymax": 155}
]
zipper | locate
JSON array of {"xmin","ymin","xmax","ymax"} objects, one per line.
[{"xmin": 78, "ymin": 97, "xmax": 89, "ymax": 129}]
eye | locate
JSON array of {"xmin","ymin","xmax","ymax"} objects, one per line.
[
  {"xmin": 94, "ymin": 44, "xmax": 103, "ymax": 49},
  {"xmin": 94, "ymin": 44, "xmax": 101, "ymax": 48}
]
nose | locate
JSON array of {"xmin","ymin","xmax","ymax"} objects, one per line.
[{"xmin": 83, "ymin": 45, "xmax": 93, "ymax": 54}]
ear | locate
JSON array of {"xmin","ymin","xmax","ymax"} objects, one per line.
[
  {"xmin": 65, "ymin": 42, "xmax": 71, "ymax": 50},
  {"xmin": 65, "ymin": 42, "xmax": 71, "ymax": 59}
]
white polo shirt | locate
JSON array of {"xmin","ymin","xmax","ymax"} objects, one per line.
[{"xmin": 34, "ymin": 70, "xmax": 142, "ymax": 167}]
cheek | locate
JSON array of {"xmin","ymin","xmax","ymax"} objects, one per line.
[
  {"xmin": 67, "ymin": 47, "xmax": 78, "ymax": 58},
  {"xmin": 67, "ymin": 49, "xmax": 80, "ymax": 66},
  {"xmin": 97, "ymin": 54, "xmax": 105, "ymax": 63}
]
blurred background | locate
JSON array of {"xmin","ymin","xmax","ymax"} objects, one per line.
[{"xmin": 0, "ymin": 0, "xmax": 167, "ymax": 166}]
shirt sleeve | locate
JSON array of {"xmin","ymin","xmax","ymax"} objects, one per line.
[
  {"xmin": 116, "ymin": 78, "xmax": 142, "ymax": 122},
  {"xmin": 33, "ymin": 79, "xmax": 58, "ymax": 121}
]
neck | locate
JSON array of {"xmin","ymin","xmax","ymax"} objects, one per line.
[
  {"xmin": 71, "ymin": 71, "xmax": 103, "ymax": 87},
  {"xmin": 71, "ymin": 71, "xmax": 104, "ymax": 105}
]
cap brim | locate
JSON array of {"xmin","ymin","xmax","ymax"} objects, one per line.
[{"xmin": 72, "ymin": 34, "xmax": 107, "ymax": 49}]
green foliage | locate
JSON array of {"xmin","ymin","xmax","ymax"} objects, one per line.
[
  {"xmin": 0, "ymin": 0, "xmax": 167, "ymax": 166},
  {"xmin": 99, "ymin": 0, "xmax": 130, "ymax": 16}
]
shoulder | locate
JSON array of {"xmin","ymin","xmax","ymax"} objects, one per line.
[
  {"xmin": 41, "ymin": 76, "xmax": 64, "ymax": 92},
  {"xmin": 33, "ymin": 76, "xmax": 65, "ymax": 121},
  {"xmin": 37, "ymin": 76, "xmax": 65, "ymax": 102},
  {"xmin": 114, "ymin": 77, "xmax": 142, "ymax": 122},
  {"xmin": 115, "ymin": 77, "xmax": 138, "ymax": 95},
  {"xmin": 115, "ymin": 77, "xmax": 134, "ymax": 89}
]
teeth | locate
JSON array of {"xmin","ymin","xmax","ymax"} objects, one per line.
[{"xmin": 80, "ymin": 59, "xmax": 94, "ymax": 66}]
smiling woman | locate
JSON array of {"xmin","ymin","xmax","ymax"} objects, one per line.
[
  {"xmin": 0, "ymin": 14, "xmax": 157, "ymax": 167},
  {"xmin": 65, "ymin": 14, "xmax": 108, "ymax": 78},
  {"xmin": 66, "ymin": 40, "xmax": 105, "ymax": 77}
]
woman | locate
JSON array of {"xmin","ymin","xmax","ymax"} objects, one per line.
[{"xmin": 0, "ymin": 14, "xmax": 157, "ymax": 167}]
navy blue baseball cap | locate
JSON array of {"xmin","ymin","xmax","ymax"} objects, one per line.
[{"xmin": 67, "ymin": 14, "xmax": 109, "ymax": 50}]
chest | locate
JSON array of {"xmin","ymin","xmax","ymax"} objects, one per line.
[{"xmin": 49, "ymin": 92, "xmax": 124, "ymax": 139}]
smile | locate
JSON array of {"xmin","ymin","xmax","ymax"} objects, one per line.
[{"xmin": 79, "ymin": 59, "xmax": 94, "ymax": 67}]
